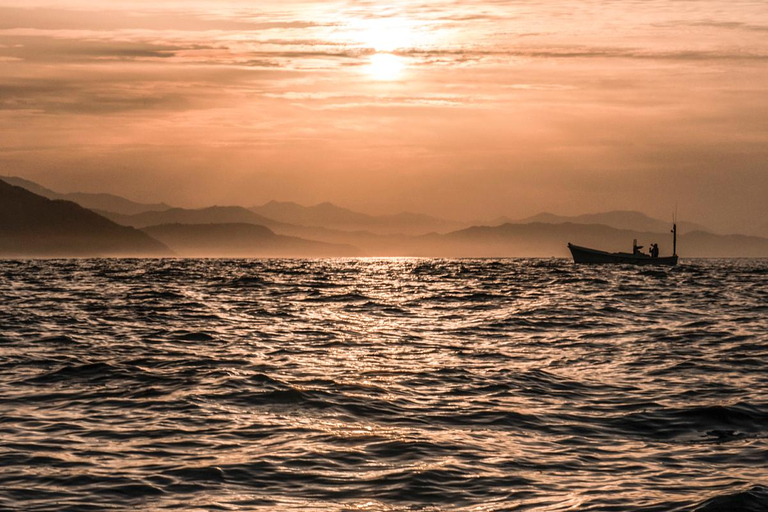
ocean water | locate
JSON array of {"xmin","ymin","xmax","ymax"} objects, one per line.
[{"xmin": 1, "ymin": 258, "xmax": 767, "ymax": 512}]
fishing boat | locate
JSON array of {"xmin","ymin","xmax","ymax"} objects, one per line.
[{"xmin": 568, "ymin": 224, "xmax": 679, "ymax": 266}]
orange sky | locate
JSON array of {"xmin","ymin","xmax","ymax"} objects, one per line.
[{"xmin": 1, "ymin": 1, "xmax": 767, "ymax": 231}]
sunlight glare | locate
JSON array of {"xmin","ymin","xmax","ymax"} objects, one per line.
[
  {"xmin": 366, "ymin": 53, "xmax": 406, "ymax": 81},
  {"xmin": 353, "ymin": 18, "xmax": 416, "ymax": 52}
]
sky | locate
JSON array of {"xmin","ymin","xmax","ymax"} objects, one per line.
[{"xmin": 1, "ymin": 0, "xmax": 767, "ymax": 231}]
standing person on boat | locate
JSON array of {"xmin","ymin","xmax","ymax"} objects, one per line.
[
  {"xmin": 632, "ymin": 239, "xmax": 645, "ymax": 256},
  {"xmin": 650, "ymin": 243, "xmax": 659, "ymax": 258}
]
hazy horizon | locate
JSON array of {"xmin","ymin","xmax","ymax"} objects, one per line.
[
  {"xmin": 2, "ymin": 1, "xmax": 767, "ymax": 232},
  {"xmin": 0, "ymin": 172, "xmax": 726, "ymax": 231}
]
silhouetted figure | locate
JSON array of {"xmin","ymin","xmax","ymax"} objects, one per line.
[
  {"xmin": 632, "ymin": 239, "xmax": 645, "ymax": 256},
  {"xmin": 650, "ymin": 243, "xmax": 659, "ymax": 258}
]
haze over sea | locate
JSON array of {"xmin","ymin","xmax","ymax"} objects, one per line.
[{"xmin": 1, "ymin": 258, "xmax": 767, "ymax": 511}]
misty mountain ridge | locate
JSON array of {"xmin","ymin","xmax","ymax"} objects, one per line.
[
  {"xmin": 99, "ymin": 200, "xmax": 461, "ymax": 238},
  {"xmin": 251, "ymin": 200, "xmax": 462, "ymax": 235},
  {"xmin": 97, "ymin": 206, "xmax": 288, "ymax": 230},
  {"xmin": 95, "ymin": 205, "xmax": 427, "ymax": 251},
  {"xmin": 4, "ymin": 176, "xmax": 458, "ymax": 236},
  {"xmin": 9, "ymin": 174, "xmax": 757, "ymax": 239},
  {"xmin": 430, "ymin": 222, "xmax": 768, "ymax": 258},
  {"xmin": 512, "ymin": 211, "xmax": 710, "ymax": 234},
  {"xmin": 242, "ymin": 220, "xmax": 768, "ymax": 258},
  {"xmin": 143, "ymin": 223, "xmax": 359, "ymax": 258},
  {"xmin": 0, "ymin": 179, "xmax": 170, "ymax": 257},
  {"xmin": 0, "ymin": 176, "xmax": 172, "ymax": 216},
  {"xmin": 4, "ymin": 175, "xmax": 768, "ymax": 258}
]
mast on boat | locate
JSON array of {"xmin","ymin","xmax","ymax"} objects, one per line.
[
  {"xmin": 671, "ymin": 209, "xmax": 677, "ymax": 257},
  {"xmin": 672, "ymin": 223, "xmax": 677, "ymax": 256}
]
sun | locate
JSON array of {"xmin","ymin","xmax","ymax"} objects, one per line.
[
  {"xmin": 366, "ymin": 53, "xmax": 406, "ymax": 81},
  {"xmin": 341, "ymin": 16, "xmax": 423, "ymax": 80}
]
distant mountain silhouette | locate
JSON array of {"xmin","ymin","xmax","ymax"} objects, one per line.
[
  {"xmin": 98, "ymin": 206, "xmax": 286, "ymax": 230},
  {"xmin": 423, "ymin": 222, "xmax": 768, "ymax": 258},
  {"xmin": 511, "ymin": 211, "xmax": 709, "ymax": 234},
  {"xmin": 226, "ymin": 218, "xmax": 768, "ymax": 258},
  {"xmin": 0, "ymin": 176, "xmax": 59, "ymax": 197},
  {"xmin": 143, "ymin": 223, "xmax": 359, "ymax": 257},
  {"xmin": 679, "ymin": 230, "xmax": 768, "ymax": 258},
  {"xmin": 6, "ymin": 175, "xmax": 765, "ymax": 258},
  {"xmin": 0, "ymin": 179, "xmax": 171, "ymax": 257},
  {"xmin": 251, "ymin": 200, "xmax": 461, "ymax": 235},
  {"xmin": 1, "ymin": 176, "xmax": 172, "ymax": 215}
]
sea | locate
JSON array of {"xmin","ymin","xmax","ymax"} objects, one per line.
[{"xmin": 1, "ymin": 258, "xmax": 767, "ymax": 512}]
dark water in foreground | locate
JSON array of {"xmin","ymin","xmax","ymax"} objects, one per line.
[{"xmin": 1, "ymin": 259, "xmax": 767, "ymax": 511}]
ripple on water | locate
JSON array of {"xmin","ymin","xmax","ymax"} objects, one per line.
[{"xmin": 0, "ymin": 258, "xmax": 767, "ymax": 511}]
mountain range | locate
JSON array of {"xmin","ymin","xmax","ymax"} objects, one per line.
[
  {"xmin": 250, "ymin": 200, "xmax": 462, "ymax": 235},
  {"xmin": 429, "ymin": 222, "xmax": 768, "ymax": 258},
  {"xmin": 0, "ymin": 176, "xmax": 171, "ymax": 216},
  {"xmin": 97, "ymin": 206, "xmax": 286, "ymax": 230},
  {"xmin": 0, "ymin": 179, "xmax": 170, "ymax": 257},
  {"xmin": 508, "ymin": 211, "xmax": 709, "ymax": 234},
  {"xmin": 2, "ymin": 175, "xmax": 768, "ymax": 258},
  {"xmin": 143, "ymin": 223, "xmax": 359, "ymax": 258},
  {"xmin": 0, "ymin": 179, "xmax": 359, "ymax": 258}
]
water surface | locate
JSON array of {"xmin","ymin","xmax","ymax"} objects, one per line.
[{"xmin": 1, "ymin": 258, "xmax": 767, "ymax": 511}]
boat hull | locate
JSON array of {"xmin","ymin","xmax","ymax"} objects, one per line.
[{"xmin": 568, "ymin": 243, "xmax": 678, "ymax": 266}]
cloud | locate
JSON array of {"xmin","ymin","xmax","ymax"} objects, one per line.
[
  {"xmin": 397, "ymin": 46, "xmax": 768, "ymax": 63},
  {"xmin": 0, "ymin": 77, "xmax": 191, "ymax": 114},
  {"xmin": 0, "ymin": 6, "xmax": 332, "ymax": 32},
  {"xmin": 0, "ymin": 33, "xmax": 228, "ymax": 62},
  {"xmin": 0, "ymin": 0, "xmax": 766, "ymax": 230},
  {"xmin": 674, "ymin": 20, "xmax": 768, "ymax": 33}
]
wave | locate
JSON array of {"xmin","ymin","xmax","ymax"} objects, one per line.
[
  {"xmin": 692, "ymin": 486, "xmax": 768, "ymax": 512},
  {"xmin": 1, "ymin": 258, "xmax": 767, "ymax": 511}
]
